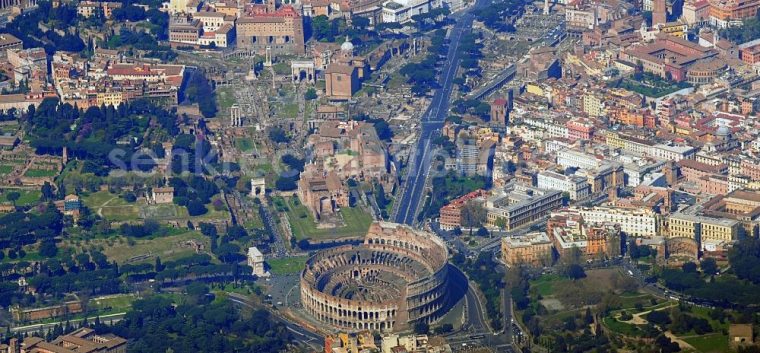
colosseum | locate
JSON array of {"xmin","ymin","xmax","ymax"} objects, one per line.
[{"xmin": 300, "ymin": 222, "xmax": 451, "ymax": 332}]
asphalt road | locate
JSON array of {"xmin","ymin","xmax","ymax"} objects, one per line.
[{"xmin": 393, "ymin": 0, "xmax": 487, "ymax": 226}]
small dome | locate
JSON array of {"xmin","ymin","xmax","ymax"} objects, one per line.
[
  {"xmin": 341, "ymin": 40, "xmax": 354, "ymax": 52},
  {"xmin": 716, "ymin": 124, "xmax": 730, "ymax": 137}
]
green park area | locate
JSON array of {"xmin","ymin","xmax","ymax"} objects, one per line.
[
  {"xmin": 599, "ymin": 290, "xmax": 732, "ymax": 353},
  {"xmin": 89, "ymin": 294, "xmax": 138, "ymax": 315},
  {"xmin": 24, "ymin": 169, "xmax": 58, "ymax": 178},
  {"xmin": 280, "ymin": 103, "xmax": 300, "ymax": 119},
  {"xmin": 267, "ymin": 256, "xmax": 308, "ymax": 275},
  {"xmin": 80, "ymin": 230, "xmax": 210, "ymax": 265},
  {"xmin": 82, "ymin": 191, "xmax": 229, "ymax": 223},
  {"xmin": 619, "ymin": 72, "xmax": 691, "ymax": 98},
  {"xmin": 235, "ymin": 138, "xmax": 255, "ymax": 152},
  {"xmin": 0, "ymin": 165, "xmax": 13, "ymax": 175},
  {"xmin": 216, "ymin": 86, "xmax": 237, "ymax": 110},
  {"xmin": 0, "ymin": 189, "xmax": 41, "ymax": 206},
  {"xmin": 276, "ymin": 196, "xmax": 373, "ymax": 241}
]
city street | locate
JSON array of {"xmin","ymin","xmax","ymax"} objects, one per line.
[{"xmin": 393, "ymin": 0, "xmax": 490, "ymax": 226}]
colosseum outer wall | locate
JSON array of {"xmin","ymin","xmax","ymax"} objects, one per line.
[{"xmin": 300, "ymin": 222, "xmax": 451, "ymax": 333}]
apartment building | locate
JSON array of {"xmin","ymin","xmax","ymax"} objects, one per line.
[
  {"xmin": 537, "ymin": 170, "xmax": 591, "ymax": 200},
  {"xmin": 667, "ymin": 213, "xmax": 740, "ymax": 247},
  {"xmin": 438, "ymin": 189, "xmax": 489, "ymax": 230},
  {"xmin": 9, "ymin": 328, "xmax": 127, "ymax": 353},
  {"xmin": 549, "ymin": 212, "xmax": 623, "ymax": 261},
  {"xmin": 485, "ymin": 184, "xmax": 563, "ymax": 231},
  {"xmin": 567, "ymin": 206, "xmax": 659, "ymax": 237},
  {"xmin": 501, "ymin": 232, "xmax": 554, "ymax": 267}
]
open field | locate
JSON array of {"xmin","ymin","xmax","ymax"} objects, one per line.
[
  {"xmin": 283, "ymin": 197, "xmax": 372, "ymax": 241},
  {"xmin": 216, "ymin": 86, "xmax": 237, "ymax": 110},
  {"xmin": 82, "ymin": 191, "xmax": 229, "ymax": 222},
  {"xmin": 0, "ymin": 189, "xmax": 41, "ymax": 206},
  {"xmin": 280, "ymin": 103, "xmax": 299, "ymax": 119},
  {"xmin": 235, "ymin": 138, "xmax": 254, "ymax": 152},
  {"xmin": 94, "ymin": 231, "xmax": 210, "ymax": 264},
  {"xmin": 267, "ymin": 256, "xmax": 308, "ymax": 275},
  {"xmin": 24, "ymin": 169, "xmax": 58, "ymax": 178},
  {"xmin": 90, "ymin": 294, "xmax": 138, "ymax": 315},
  {"xmin": 682, "ymin": 333, "xmax": 729, "ymax": 353}
]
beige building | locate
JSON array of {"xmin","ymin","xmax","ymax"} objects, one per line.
[
  {"xmin": 0, "ymin": 33, "xmax": 22, "ymax": 57},
  {"xmin": 501, "ymin": 232, "xmax": 553, "ymax": 267},
  {"xmin": 297, "ymin": 171, "xmax": 349, "ymax": 219},
  {"xmin": 150, "ymin": 187, "xmax": 175, "ymax": 204},
  {"xmin": 247, "ymin": 246, "xmax": 268, "ymax": 277},
  {"xmin": 236, "ymin": 4, "xmax": 305, "ymax": 54},
  {"xmin": 485, "ymin": 184, "xmax": 564, "ymax": 231},
  {"xmin": 77, "ymin": 1, "xmax": 122, "ymax": 18},
  {"xmin": 667, "ymin": 213, "xmax": 740, "ymax": 249},
  {"xmin": 12, "ymin": 328, "xmax": 127, "ymax": 353}
]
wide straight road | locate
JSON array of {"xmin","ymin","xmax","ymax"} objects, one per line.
[{"xmin": 394, "ymin": 1, "xmax": 487, "ymax": 225}]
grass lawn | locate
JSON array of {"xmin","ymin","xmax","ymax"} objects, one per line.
[
  {"xmin": 0, "ymin": 165, "xmax": 13, "ymax": 175},
  {"xmin": 236, "ymin": 138, "xmax": 254, "ymax": 152},
  {"xmin": 619, "ymin": 73, "xmax": 691, "ymax": 98},
  {"xmin": 216, "ymin": 86, "xmax": 237, "ymax": 111},
  {"xmin": 267, "ymin": 256, "xmax": 308, "ymax": 275},
  {"xmin": 273, "ymin": 62, "xmax": 290, "ymax": 75},
  {"xmin": 24, "ymin": 169, "xmax": 58, "ymax": 178},
  {"xmin": 90, "ymin": 294, "xmax": 137, "ymax": 314},
  {"xmin": 617, "ymin": 293, "xmax": 659, "ymax": 310},
  {"xmin": 281, "ymin": 103, "xmax": 299, "ymax": 119},
  {"xmin": 1, "ymin": 189, "xmax": 41, "ymax": 206},
  {"xmin": 530, "ymin": 274, "xmax": 566, "ymax": 297},
  {"xmin": 82, "ymin": 191, "xmax": 130, "ymax": 208},
  {"xmin": 99, "ymin": 231, "xmax": 209, "ymax": 264},
  {"xmin": 101, "ymin": 205, "xmax": 141, "ymax": 222},
  {"xmin": 86, "ymin": 191, "xmax": 229, "ymax": 222},
  {"xmin": 284, "ymin": 197, "xmax": 372, "ymax": 241},
  {"xmin": 682, "ymin": 333, "xmax": 729, "ymax": 353},
  {"xmin": 602, "ymin": 316, "xmax": 646, "ymax": 337}
]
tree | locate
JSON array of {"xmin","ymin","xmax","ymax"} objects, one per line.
[
  {"xmin": 476, "ymin": 227, "xmax": 489, "ymax": 237},
  {"xmin": 584, "ymin": 307, "xmax": 594, "ymax": 325},
  {"xmin": 39, "ymin": 241, "xmax": 58, "ymax": 258},
  {"xmin": 123, "ymin": 192, "xmax": 137, "ymax": 203},
  {"xmin": 413, "ymin": 321, "xmax": 429, "ymax": 334},
  {"xmin": 311, "ymin": 15, "xmax": 332, "ymax": 41},
  {"xmin": 41, "ymin": 182, "xmax": 54, "ymax": 201},
  {"xmin": 187, "ymin": 200, "xmax": 208, "ymax": 216},
  {"xmin": 275, "ymin": 177, "xmax": 297, "ymax": 191},
  {"xmin": 494, "ymin": 217, "xmax": 507, "ymax": 231},
  {"xmin": 460, "ymin": 200, "xmax": 486, "ymax": 235},
  {"xmin": 183, "ymin": 72, "xmax": 217, "ymax": 118},
  {"xmin": 681, "ymin": 262, "xmax": 697, "ymax": 273},
  {"xmin": 565, "ymin": 264, "xmax": 586, "ymax": 280},
  {"xmin": 304, "ymin": 88, "xmax": 317, "ymax": 100},
  {"xmin": 646, "ymin": 310, "xmax": 671, "ymax": 326},
  {"xmin": 268, "ymin": 127, "xmax": 290, "ymax": 144},
  {"xmin": 6, "ymin": 191, "xmax": 20, "ymax": 206},
  {"xmin": 700, "ymin": 258, "xmax": 718, "ymax": 275}
]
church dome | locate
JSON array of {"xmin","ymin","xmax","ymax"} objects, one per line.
[
  {"xmin": 716, "ymin": 124, "xmax": 730, "ymax": 138},
  {"xmin": 341, "ymin": 40, "xmax": 354, "ymax": 52}
]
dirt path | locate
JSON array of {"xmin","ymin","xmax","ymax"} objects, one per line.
[
  {"xmin": 665, "ymin": 331, "xmax": 696, "ymax": 350},
  {"xmin": 96, "ymin": 196, "xmax": 119, "ymax": 217},
  {"xmin": 621, "ymin": 303, "xmax": 678, "ymax": 325},
  {"xmin": 616, "ymin": 303, "xmax": 695, "ymax": 350}
]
